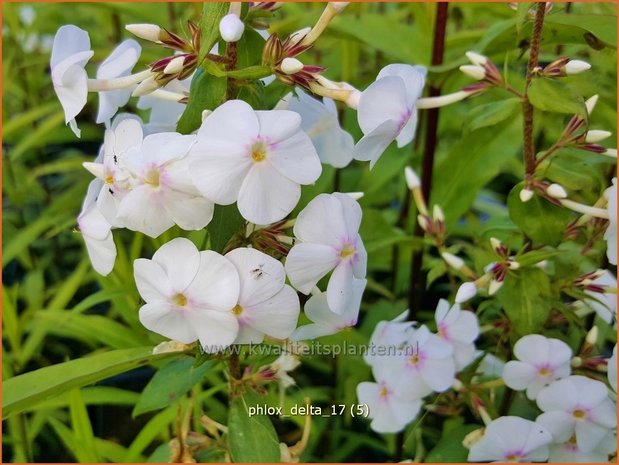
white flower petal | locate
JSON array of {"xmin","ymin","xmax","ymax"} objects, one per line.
[
  {"xmin": 50, "ymin": 25, "xmax": 91, "ymax": 67},
  {"xmin": 267, "ymin": 130, "xmax": 321, "ymax": 185},
  {"xmin": 151, "ymin": 238, "xmax": 200, "ymax": 292},
  {"xmin": 514, "ymin": 334, "xmax": 550, "ymax": 364},
  {"xmin": 162, "ymin": 190, "xmax": 214, "ymax": 231},
  {"xmin": 293, "ymin": 193, "xmax": 348, "ymax": 246},
  {"xmin": 187, "ymin": 251, "xmax": 240, "ymax": 311},
  {"xmin": 190, "ymin": 309, "xmax": 239, "ymax": 353},
  {"xmin": 357, "ymin": 76, "xmax": 408, "ymax": 134},
  {"xmin": 234, "ymin": 324, "xmax": 265, "ymax": 344},
  {"xmin": 83, "ymin": 231, "xmax": 116, "ymax": 276},
  {"xmin": 503, "ymin": 361, "xmax": 537, "ymax": 390},
  {"xmin": 536, "ymin": 411, "xmax": 574, "ymax": 443},
  {"xmin": 139, "ymin": 302, "xmax": 197, "ymax": 344},
  {"xmin": 134, "ymin": 258, "xmax": 173, "ymax": 303},
  {"xmin": 225, "ymin": 248, "xmax": 285, "ymax": 305},
  {"xmin": 327, "ymin": 260, "xmax": 354, "ymax": 315},
  {"xmin": 256, "ymin": 109, "xmax": 302, "ymax": 143},
  {"xmin": 290, "ymin": 323, "xmax": 336, "ymax": 341},
  {"xmin": 420, "ymin": 356, "xmax": 455, "ymax": 392},
  {"xmin": 237, "ymin": 162, "xmax": 301, "ymax": 224},
  {"xmin": 117, "ymin": 186, "xmax": 174, "ymax": 237},
  {"xmin": 243, "ymin": 285, "xmax": 300, "ymax": 339},
  {"xmin": 395, "ymin": 110, "xmax": 418, "ymax": 148},
  {"xmin": 353, "ymin": 119, "xmax": 400, "ymax": 169},
  {"xmin": 197, "ymin": 99, "xmax": 258, "ymax": 142},
  {"xmin": 285, "ymin": 243, "xmax": 339, "ymax": 294},
  {"xmin": 141, "ymin": 132, "xmax": 195, "ymax": 166},
  {"xmin": 574, "ymin": 419, "xmax": 610, "ymax": 453}
]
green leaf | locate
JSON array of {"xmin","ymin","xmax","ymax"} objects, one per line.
[
  {"xmin": 497, "ymin": 268, "xmax": 552, "ymax": 335},
  {"xmin": 198, "ymin": 2, "xmax": 229, "ymax": 63},
  {"xmin": 528, "ymin": 78, "xmax": 586, "ymax": 116},
  {"xmin": 514, "ymin": 249, "xmax": 559, "ymax": 268},
  {"xmin": 507, "ymin": 183, "xmax": 574, "ymax": 246},
  {"xmin": 545, "ymin": 14, "xmax": 616, "ymax": 48},
  {"xmin": 208, "ymin": 204, "xmax": 246, "ymax": 253},
  {"xmin": 133, "ymin": 357, "xmax": 212, "ymax": 417},
  {"xmin": 69, "ymin": 389, "xmax": 100, "ymax": 462},
  {"xmin": 3, "ymin": 347, "xmax": 184, "ymax": 419},
  {"xmin": 515, "ymin": 3, "xmax": 531, "ymax": 36},
  {"xmin": 425, "ymin": 424, "xmax": 481, "ymax": 462},
  {"xmin": 465, "ymin": 98, "xmax": 521, "ymax": 132},
  {"xmin": 228, "ymin": 391, "xmax": 281, "ymax": 462},
  {"xmin": 176, "ymin": 68, "xmax": 227, "ymax": 135}
]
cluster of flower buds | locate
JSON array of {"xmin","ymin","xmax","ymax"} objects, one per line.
[
  {"xmin": 574, "ymin": 269, "xmax": 609, "ymax": 294},
  {"xmin": 126, "ymin": 21, "xmax": 201, "ymax": 96},
  {"xmin": 245, "ymin": 219, "xmax": 295, "ymax": 259},
  {"xmin": 539, "ymin": 56, "xmax": 591, "ymax": 77},
  {"xmin": 262, "ymin": 30, "xmax": 325, "ymax": 88},
  {"xmin": 246, "ymin": 2, "xmax": 281, "ymax": 30},
  {"xmin": 484, "ymin": 237, "xmax": 520, "ymax": 295},
  {"xmin": 459, "ymin": 51, "xmax": 503, "ymax": 88},
  {"xmin": 405, "ymin": 167, "xmax": 446, "ymax": 243}
]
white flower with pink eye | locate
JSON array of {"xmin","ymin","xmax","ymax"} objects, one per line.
[
  {"xmin": 189, "ymin": 100, "xmax": 322, "ymax": 225},
  {"xmin": 356, "ymin": 378, "xmax": 422, "ymax": 433},
  {"xmin": 77, "ymin": 177, "xmax": 116, "ymax": 276},
  {"xmin": 96, "ymin": 39, "xmax": 141, "ymax": 125},
  {"xmin": 434, "ymin": 299, "xmax": 480, "ymax": 370},
  {"xmin": 536, "ymin": 375, "xmax": 617, "ymax": 453},
  {"xmin": 547, "ymin": 431, "xmax": 616, "ymax": 463},
  {"xmin": 117, "ymin": 130, "xmax": 213, "ymax": 238},
  {"xmin": 291, "ymin": 278, "xmax": 366, "ymax": 340},
  {"xmin": 467, "ymin": 416, "xmax": 553, "ymax": 462},
  {"xmin": 134, "ymin": 238, "xmax": 241, "ymax": 352},
  {"xmin": 502, "ymin": 334, "xmax": 572, "ymax": 400},
  {"xmin": 50, "ymin": 25, "xmax": 94, "ymax": 137},
  {"xmin": 354, "ymin": 64, "xmax": 426, "ymax": 168},
  {"xmin": 224, "ymin": 247, "xmax": 300, "ymax": 344},
  {"xmin": 278, "ymin": 89, "xmax": 354, "ymax": 168},
  {"xmin": 373, "ymin": 325, "xmax": 455, "ymax": 399},
  {"xmin": 604, "ymin": 177, "xmax": 616, "ymax": 265},
  {"xmin": 285, "ymin": 193, "xmax": 367, "ymax": 315}
]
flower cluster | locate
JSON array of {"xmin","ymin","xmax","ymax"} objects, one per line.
[
  {"xmin": 356, "ymin": 300, "xmax": 480, "ymax": 433},
  {"xmin": 466, "ymin": 334, "xmax": 617, "ymax": 462}
]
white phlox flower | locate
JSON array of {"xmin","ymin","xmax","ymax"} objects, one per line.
[
  {"xmin": 434, "ymin": 299, "xmax": 480, "ymax": 370},
  {"xmin": 604, "ymin": 177, "xmax": 617, "ymax": 265},
  {"xmin": 536, "ymin": 375, "xmax": 617, "ymax": 453},
  {"xmin": 269, "ymin": 354, "xmax": 301, "ymax": 388},
  {"xmin": 467, "ymin": 416, "xmax": 553, "ymax": 462},
  {"xmin": 502, "ymin": 334, "xmax": 572, "ymax": 400},
  {"xmin": 291, "ymin": 278, "xmax": 366, "ymax": 340},
  {"xmin": 285, "ymin": 193, "xmax": 367, "ymax": 315},
  {"xmin": 96, "ymin": 39, "xmax": 141, "ymax": 125},
  {"xmin": 189, "ymin": 100, "xmax": 322, "ymax": 225},
  {"xmin": 278, "ymin": 89, "xmax": 354, "ymax": 168},
  {"xmin": 356, "ymin": 378, "xmax": 423, "ymax": 433},
  {"xmin": 84, "ymin": 118, "xmax": 215, "ymax": 238},
  {"xmin": 354, "ymin": 64, "xmax": 426, "ymax": 168},
  {"xmin": 547, "ymin": 430, "xmax": 616, "ymax": 463},
  {"xmin": 372, "ymin": 324, "xmax": 455, "ymax": 399},
  {"xmin": 224, "ymin": 247, "xmax": 300, "ymax": 344},
  {"xmin": 50, "ymin": 25, "xmax": 94, "ymax": 137},
  {"xmin": 134, "ymin": 238, "xmax": 241, "ymax": 352}
]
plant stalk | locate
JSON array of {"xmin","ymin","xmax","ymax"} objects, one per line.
[{"xmin": 522, "ymin": 2, "xmax": 547, "ymax": 176}]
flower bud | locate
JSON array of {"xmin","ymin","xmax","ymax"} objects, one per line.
[
  {"xmin": 585, "ymin": 130, "xmax": 612, "ymax": 143},
  {"xmin": 546, "ymin": 183, "xmax": 568, "ymax": 199},
  {"xmin": 508, "ymin": 260, "xmax": 520, "ymax": 270},
  {"xmin": 488, "ymin": 279, "xmax": 503, "ymax": 296},
  {"xmin": 585, "ymin": 94, "xmax": 599, "ymax": 115},
  {"xmin": 455, "ymin": 282, "xmax": 477, "ymax": 303},
  {"xmin": 519, "ymin": 188, "xmax": 534, "ymax": 202},
  {"xmin": 433, "ymin": 205, "xmax": 445, "ymax": 223},
  {"xmin": 490, "ymin": 237, "xmax": 502, "ymax": 253},
  {"xmin": 281, "ymin": 57, "xmax": 304, "ymax": 75},
  {"xmin": 132, "ymin": 75, "xmax": 159, "ymax": 97},
  {"xmin": 126, "ymin": 23, "xmax": 162, "ymax": 42},
  {"xmin": 163, "ymin": 56, "xmax": 185, "ymax": 75},
  {"xmin": 219, "ymin": 13, "xmax": 245, "ymax": 42},
  {"xmin": 345, "ymin": 192, "xmax": 364, "ymax": 200},
  {"xmin": 564, "ymin": 59, "xmax": 591, "ymax": 75},
  {"xmin": 289, "ymin": 27, "xmax": 312, "ymax": 47},
  {"xmin": 571, "ymin": 356, "xmax": 583, "ymax": 368},
  {"xmin": 465, "ymin": 51, "xmax": 488, "ymax": 66},
  {"xmin": 201, "ymin": 109, "xmax": 212, "ymax": 121},
  {"xmin": 459, "ymin": 64, "xmax": 486, "ymax": 80},
  {"xmin": 604, "ymin": 148, "xmax": 617, "ymax": 158},
  {"xmin": 404, "ymin": 166, "xmax": 421, "ymax": 190},
  {"xmin": 442, "ymin": 252, "xmax": 465, "ymax": 271},
  {"xmin": 586, "ymin": 326, "xmax": 599, "ymax": 345}
]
